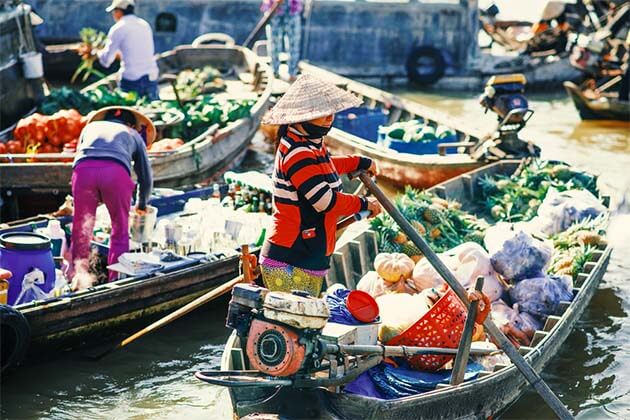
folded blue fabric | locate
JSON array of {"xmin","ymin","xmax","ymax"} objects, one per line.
[
  {"xmin": 326, "ymin": 287, "xmax": 363, "ymax": 325},
  {"xmin": 345, "ymin": 361, "xmax": 484, "ymax": 400}
]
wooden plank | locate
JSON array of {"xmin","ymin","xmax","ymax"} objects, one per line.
[
  {"xmin": 493, "ymin": 363, "xmax": 508, "ymax": 372},
  {"xmin": 583, "ymin": 262, "xmax": 597, "ymax": 274},
  {"xmin": 531, "ymin": 331, "xmax": 549, "ymax": 347},
  {"xmin": 543, "ymin": 316, "xmax": 561, "ymax": 332},
  {"xmin": 558, "ymin": 301, "xmax": 571, "ymax": 314},
  {"xmin": 575, "ymin": 273, "xmax": 588, "ymax": 288},
  {"xmin": 348, "ymin": 240, "xmax": 370, "ymax": 282},
  {"xmin": 332, "ymin": 252, "xmax": 351, "ymax": 289},
  {"xmin": 518, "ymin": 346, "xmax": 534, "ymax": 356}
]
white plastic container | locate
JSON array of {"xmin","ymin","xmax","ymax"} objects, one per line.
[
  {"xmin": 36, "ymin": 220, "xmax": 68, "ymax": 258},
  {"xmin": 20, "ymin": 52, "xmax": 44, "ymax": 79},
  {"xmin": 129, "ymin": 205, "xmax": 158, "ymax": 243}
]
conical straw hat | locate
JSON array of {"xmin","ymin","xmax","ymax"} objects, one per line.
[
  {"xmin": 87, "ymin": 106, "xmax": 156, "ymax": 146},
  {"xmin": 262, "ymin": 74, "xmax": 362, "ymax": 125}
]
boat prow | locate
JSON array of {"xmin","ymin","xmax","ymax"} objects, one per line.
[{"xmin": 564, "ymin": 81, "xmax": 630, "ymax": 122}]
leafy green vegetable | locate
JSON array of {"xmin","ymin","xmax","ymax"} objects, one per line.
[{"xmin": 479, "ymin": 160, "xmax": 599, "ymax": 223}]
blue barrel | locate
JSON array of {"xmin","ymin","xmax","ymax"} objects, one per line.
[{"xmin": 0, "ymin": 232, "xmax": 55, "ymax": 306}]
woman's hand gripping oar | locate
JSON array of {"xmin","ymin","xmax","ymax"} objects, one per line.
[{"xmin": 355, "ymin": 171, "xmax": 573, "ymax": 420}]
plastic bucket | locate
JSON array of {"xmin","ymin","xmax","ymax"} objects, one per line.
[
  {"xmin": 20, "ymin": 52, "xmax": 44, "ymax": 79},
  {"xmin": 129, "ymin": 205, "xmax": 158, "ymax": 243},
  {"xmin": 0, "ymin": 232, "xmax": 55, "ymax": 306}
]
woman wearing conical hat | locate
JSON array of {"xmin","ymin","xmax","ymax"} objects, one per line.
[{"xmin": 260, "ymin": 74, "xmax": 382, "ymax": 297}]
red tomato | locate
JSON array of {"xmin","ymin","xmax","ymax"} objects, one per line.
[
  {"xmin": 40, "ymin": 143, "xmax": 55, "ymax": 154},
  {"xmin": 0, "ymin": 142, "xmax": 6, "ymax": 154},
  {"xmin": 6, "ymin": 140, "xmax": 23, "ymax": 154}
]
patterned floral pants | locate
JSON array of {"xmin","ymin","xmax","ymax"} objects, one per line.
[{"xmin": 266, "ymin": 12, "xmax": 302, "ymax": 77}]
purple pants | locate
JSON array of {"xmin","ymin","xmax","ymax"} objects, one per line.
[{"xmin": 71, "ymin": 159, "xmax": 135, "ymax": 281}]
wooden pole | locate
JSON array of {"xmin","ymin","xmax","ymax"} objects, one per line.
[
  {"xmin": 243, "ymin": 0, "xmax": 282, "ymax": 48},
  {"xmin": 450, "ymin": 276, "xmax": 484, "ymax": 385},
  {"xmin": 357, "ymin": 172, "xmax": 573, "ymax": 420},
  {"xmin": 91, "ymin": 246, "xmax": 257, "ymax": 360}
]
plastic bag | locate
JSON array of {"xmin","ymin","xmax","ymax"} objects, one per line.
[
  {"xmin": 485, "ymin": 223, "xmax": 553, "ymax": 281},
  {"xmin": 491, "ymin": 299, "xmax": 542, "ymax": 340},
  {"xmin": 509, "ymin": 275, "xmax": 573, "ymax": 320},
  {"xmin": 535, "ymin": 188, "xmax": 606, "ymax": 235},
  {"xmin": 357, "ymin": 271, "xmax": 417, "ymax": 298},
  {"xmin": 14, "ymin": 268, "xmax": 50, "ymax": 305},
  {"xmin": 471, "ymin": 341, "xmax": 511, "ymax": 371},
  {"xmin": 411, "ymin": 242, "xmax": 505, "ymax": 301},
  {"xmin": 376, "ymin": 289, "xmax": 439, "ymax": 343}
]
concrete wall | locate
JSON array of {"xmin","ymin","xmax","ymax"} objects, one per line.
[{"xmin": 30, "ymin": 0, "xmax": 479, "ymax": 78}]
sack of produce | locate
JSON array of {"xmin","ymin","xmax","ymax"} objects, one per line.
[
  {"xmin": 411, "ymin": 242, "xmax": 504, "ymax": 301},
  {"xmin": 491, "ymin": 299, "xmax": 542, "ymax": 345},
  {"xmin": 356, "ymin": 271, "xmax": 416, "ymax": 298},
  {"xmin": 534, "ymin": 188, "xmax": 607, "ymax": 235},
  {"xmin": 485, "ymin": 222, "xmax": 553, "ymax": 281},
  {"xmin": 508, "ymin": 275, "xmax": 573, "ymax": 320},
  {"xmin": 376, "ymin": 289, "xmax": 439, "ymax": 343}
]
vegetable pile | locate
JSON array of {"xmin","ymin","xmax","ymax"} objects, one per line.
[
  {"xmin": 174, "ymin": 66, "xmax": 226, "ymax": 101},
  {"xmin": 40, "ymin": 86, "xmax": 139, "ymax": 116},
  {"xmin": 165, "ymin": 96, "xmax": 255, "ymax": 140},
  {"xmin": 370, "ymin": 186, "xmax": 488, "ymax": 256},
  {"xmin": 378, "ymin": 119, "xmax": 457, "ymax": 144},
  {"xmin": 479, "ymin": 161, "xmax": 599, "ymax": 222},
  {"xmin": 4, "ymin": 110, "xmax": 86, "ymax": 160},
  {"xmin": 364, "ymin": 160, "xmax": 607, "ymax": 350},
  {"xmin": 5, "ymin": 67, "xmax": 255, "ymax": 162}
]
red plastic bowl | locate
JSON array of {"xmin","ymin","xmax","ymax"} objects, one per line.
[{"xmin": 347, "ymin": 290, "xmax": 379, "ymax": 323}]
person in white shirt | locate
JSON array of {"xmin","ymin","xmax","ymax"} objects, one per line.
[{"xmin": 81, "ymin": 0, "xmax": 160, "ymax": 99}]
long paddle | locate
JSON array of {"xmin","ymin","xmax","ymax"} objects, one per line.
[
  {"xmin": 243, "ymin": 0, "xmax": 282, "ymax": 48},
  {"xmin": 88, "ymin": 246, "xmax": 256, "ymax": 360},
  {"xmin": 90, "ymin": 210, "xmax": 365, "ymax": 360},
  {"xmin": 356, "ymin": 171, "xmax": 573, "ymax": 420}
]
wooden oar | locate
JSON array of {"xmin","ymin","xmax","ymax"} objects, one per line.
[
  {"xmin": 450, "ymin": 276, "xmax": 484, "ymax": 385},
  {"xmin": 356, "ymin": 171, "xmax": 573, "ymax": 420},
  {"xmin": 243, "ymin": 0, "xmax": 282, "ymax": 48},
  {"xmin": 89, "ymin": 246, "xmax": 256, "ymax": 360}
]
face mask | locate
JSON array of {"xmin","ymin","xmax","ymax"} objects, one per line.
[{"xmin": 301, "ymin": 121, "xmax": 332, "ymax": 139}]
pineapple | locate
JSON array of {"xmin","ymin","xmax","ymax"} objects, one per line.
[
  {"xmin": 401, "ymin": 241, "xmax": 422, "ymax": 257},
  {"xmin": 423, "ymin": 205, "xmax": 443, "ymax": 224},
  {"xmin": 412, "ymin": 220, "xmax": 427, "ymax": 236}
]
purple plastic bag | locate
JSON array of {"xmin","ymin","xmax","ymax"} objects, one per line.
[{"xmin": 509, "ymin": 275, "xmax": 574, "ymax": 320}]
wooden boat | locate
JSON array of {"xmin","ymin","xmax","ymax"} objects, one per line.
[
  {"xmin": 216, "ymin": 160, "xmax": 612, "ymax": 419},
  {"xmin": 0, "ymin": 44, "xmax": 273, "ymax": 193},
  {"xmin": 564, "ymin": 81, "xmax": 630, "ymax": 121},
  {"xmin": 299, "ymin": 62, "xmax": 496, "ymax": 189},
  {"xmin": 0, "ymin": 184, "xmax": 268, "ymax": 374}
]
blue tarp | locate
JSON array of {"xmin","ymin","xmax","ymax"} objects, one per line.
[{"xmin": 344, "ymin": 361, "xmax": 484, "ymax": 399}]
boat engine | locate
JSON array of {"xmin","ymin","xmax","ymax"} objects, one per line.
[
  {"xmin": 479, "ymin": 73, "xmax": 529, "ymax": 124},
  {"xmin": 226, "ymin": 284, "xmax": 330, "ymax": 377},
  {"xmin": 476, "ymin": 73, "xmax": 539, "ymax": 160}
]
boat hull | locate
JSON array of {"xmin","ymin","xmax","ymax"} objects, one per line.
[
  {"xmin": 326, "ymin": 128, "xmax": 484, "ymax": 189},
  {"xmin": 564, "ymin": 81, "xmax": 630, "ymax": 121},
  {"xmin": 0, "ymin": 45, "xmax": 272, "ymax": 192},
  {"xmin": 299, "ymin": 62, "xmax": 488, "ymax": 190},
  {"xmin": 219, "ymin": 161, "xmax": 612, "ymax": 419}
]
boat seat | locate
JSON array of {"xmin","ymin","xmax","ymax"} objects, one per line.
[{"xmin": 192, "ymin": 33, "xmax": 235, "ymax": 47}]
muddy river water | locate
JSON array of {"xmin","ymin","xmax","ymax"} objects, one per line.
[{"xmin": 1, "ymin": 91, "xmax": 629, "ymax": 419}]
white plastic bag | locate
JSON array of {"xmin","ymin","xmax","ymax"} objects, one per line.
[
  {"xmin": 376, "ymin": 289, "xmax": 439, "ymax": 342},
  {"xmin": 411, "ymin": 242, "xmax": 505, "ymax": 301},
  {"xmin": 535, "ymin": 188, "xmax": 606, "ymax": 235}
]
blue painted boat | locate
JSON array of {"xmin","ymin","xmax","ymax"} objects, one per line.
[{"xmin": 0, "ymin": 184, "xmax": 261, "ymax": 374}]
